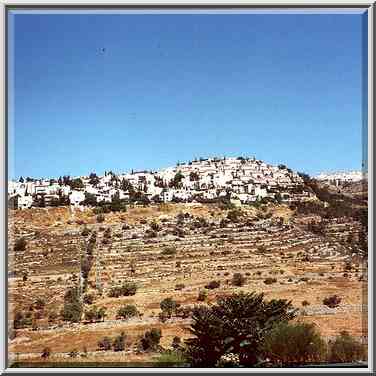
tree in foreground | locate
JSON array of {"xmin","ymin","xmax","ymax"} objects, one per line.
[
  {"xmin": 185, "ymin": 292, "xmax": 297, "ymax": 367},
  {"xmin": 261, "ymin": 321, "xmax": 327, "ymax": 366},
  {"xmin": 328, "ymin": 331, "xmax": 366, "ymax": 363}
]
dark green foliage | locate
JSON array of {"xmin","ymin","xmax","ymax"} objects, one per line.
[
  {"xmin": 264, "ymin": 278, "xmax": 277, "ymax": 285},
  {"xmin": 81, "ymin": 227, "xmax": 91, "ymax": 237},
  {"xmin": 34, "ymin": 298, "xmax": 46, "ymax": 310},
  {"xmin": 328, "ymin": 331, "xmax": 366, "ymax": 362},
  {"xmin": 160, "ymin": 297, "xmax": 180, "ymax": 318},
  {"xmin": 227, "ymin": 209, "xmax": 243, "ymax": 223},
  {"xmin": 323, "ymin": 295, "xmax": 341, "ymax": 308},
  {"xmin": 197, "ymin": 290, "xmax": 208, "ymax": 302},
  {"xmin": 108, "ymin": 282, "xmax": 137, "ymax": 298},
  {"xmin": 205, "ymin": 280, "xmax": 220, "ymax": 289},
  {"xmin": 232, "ymin": 273, "xmax": 246, "ymax": 287},
  {"xmin": 41, "ymin": 347, "xmax": 51, "ymax": 359},
  {"xmin": 160, "ymin": 246, "xmax": 177, "ymax": 256},
  {"xmin": 262, "ymin": 322, "xmax": 326, "ymax": 366},
  {"xmin": 113, "ymin": 332, "xmax": 126, "ymax": 352},
  {"xmin": 82, "ymin": 193, "xmax": 97, "ymax": 207},
  {"xmin": 98, "ymin": 337, "xmax": 112, "ymax": 351},
  {"xmin": 140, "ymin": 328, "xmax": 162, "ymax": 351},
  {"xmin": 84, "ymin": 306, "xmax": 106, "ymax": 322},
  {"xmin": 14, "ymin": 238, "xmax": 27, "ymax": 253},
  {"xmin": 185, "ymin": 292, "xmax": 297, "ymax": 367},
  {"xmin": 68, "ymin": 178, "xmax": 84, "ymax": 190},
  {"xmin": 14, "ymin": 311, "xmax": 32, "ymax": 329},
  {"xmin": 61, "ymin": 287, "xmax": 82, "ymax": 323},
  {"xmin": 117, "ymin": 305, "xmax": 139, "ymax": 320}
]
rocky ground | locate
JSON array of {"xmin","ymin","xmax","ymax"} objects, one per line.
[{"xmin": 7, "ymin": 202, "xmax": 368, "ymax": 366}]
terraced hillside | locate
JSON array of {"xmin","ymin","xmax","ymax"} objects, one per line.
[{"xmin": 8, "ymin": 202, "xmax": 367, "ymax": 366}]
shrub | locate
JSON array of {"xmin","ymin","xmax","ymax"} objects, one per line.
[
  {"xmin": 197, "ymin": 289, "xmax": 208, "ymax": 302},
  {"xmin": 14, "ymin": 238, "xmax": 27, "ymax": 253},
  {"xmin": 232, "ymin": 273, "xmax": 246, "ymax": 287},
  {"xmin": 264, "ymin": 278, "xmax": 277, "ymax": 285},
  {"xmin": 161, "ymin": 246, "xmax": 177, "ymax": 256},
  {"xmin": 113, "ymin": 332, "xmax": 126, "ymax": 352},
  {"xmin": 61, "ymin": 287, "xmax": 82, "ymax": 323},
  {"xmin": 117, "ymin": 305, "xmax": 139, "ymax": 320},
  {"xmin": 83, "ymin": 294, "xmax": 95, "ymax": 305},
  {"xmin": 84, "ymin": 306, "xmax": 106, "ymax": 322},
  {"xmin": 98, "ymin": 336, "xmax": 112, "ymax": 351},
  {"xmin": 205, "ymin": 280, "xmax": 220, "ymax": 289},
  {"xmin": 140, "ymin": 328, "xmax": 162, "ymax": 351},
  {"xmin": 14, "ymin": 311, "xmax": 32, "ymax": 329},
  {"xmin": 302, "ymin": 300, "xmax": 310, "ymax": 307},
  {"xmin": 227, "ymin": 209, "xmax": 243, "ymax": 223},
  {"xmin": 262, "ymin": 322, "xmax": 326, "ymax": 366},
  {"xmin": 81, "ymin": 227, "xmax": 90, "ymax": 237},
  {"xmin": 172, "ymin": 336, "xmax": 181, "ymax": 349},
  {"xmin": 41, "ymin": 347, "xmax": 51, "ymax": 359},
  {"xmin": 122, "ymin": 282, "xmax": 137, "ymax": 296},
  {"xmin": 160, "ymin": 297, "xmax": 179, "ymax": 318},
  {"xmin": 185, "ymin": 292, "xmax": 297, "ymax": 367},
  {"xmin": 175, "ymin": 283, "xmax": 185, "ymax": 291},
  {"xmin": 153, "ymin": 350, "xmax": 187, "ymax": 366},
  {"xmin": 96, "ymin": 214, "xmax": 105, "ymax": 223},
  {"xmin": 323, "ymin": 295, "xmax": 341, "ymax": 308},
  {"xmin": 328, "ymin": 331, "xmax": 366, "ymax": 363},
  {"xmin": 34, "ymin": 298, "xmax": 46, "ymax": 310}
]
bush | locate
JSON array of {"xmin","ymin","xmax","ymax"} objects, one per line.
[
  {"xmin": 84, "ymin": 306, "xmax": 106, "ymax": 322},
  {"xmin": 140, "ymin": 328, "xmax": 162, "ymax": 351},
  {"xmin": 81, "ymin": 227, "xmax": 90, "ymax": 237},
  {"xmin": 122, "ymin": 282, "xmax": 137, "ymax": 296},
  {"xmin": 108, "ymin": 282, "xmax": 137, "ymax": 298},
  {"xmin": 61, "ymin": 287, "xmax": 82, "ymax": 323},
  {"xmin": 117, "ymin": 305, "xmax": 139, "ymax": 320},
  {"xmin": 227, "ymin": 209, "xmax": 243, "ymax": 223},
  {"xmin": 262, "ymin": 322, "xmax": 326, "ymax": 366},
  {"xmin": 160, "ymin": 297, "xmax": 179, "ymax": 318},
  {"xmin": 328, "ymin": 331, "xmax": 366, "ymax": 362},
  {"xmin": 96, "ymin": 214, "xmax": 105, "ymax": 223},
  {"xmin": 175, "ymin": 283, "xmax": 185, "ymax": 291},
  {"xmin": 197, "ymin": 289, "xmax": 208, "ymax": 302},
  {"xmin": 98, "ymin": 336, "xmax": 112, "ymax": 351},
  {"xmin": 264, "ymin": 278, "xmax": 277, "ymax": 285},
  {"xmin": 14, "ymin": 238, "xmax": 27, "ymax": 253},
  {"xmin": 323, "ymin": 295, "xmax": 341, "ymax": 308},
  {"xmin": 302, "ymin": 300, "xmax": 310, "ymax": 307},
  {"xmin": 172, "ymin": 336, "xmax": 181, "ymax": 349},
  {"xmin": 14, "ymin": 311, "xmax": 32, "ymax": 329},
  {"xmin": 161, "ymin": 246, "xmax": 177, "ymax": 256},
  {"xmin": 41, "ymin": 347, "xmax": 51, "ymax": 359},
  {"xmin": 185, "ymin": 292, "xmax": 297, "ymax": 367},
  {"xmin": 153, "ymin": 350, "xmax": 187, "ymax": 366},
  {"xmin": 232, "ymin": 273, "xmax": 246, "ymax": 287},
  {"xmin": 83, "ymin": 294, "xmax": 95, "ymax": 305},
  {"xmin": 205, "ymin": 280, "xmax": 220, "ymax": 289},
  {"xmin": 113, "ymin": 332, "xmax": 126, "ymax": 352}
]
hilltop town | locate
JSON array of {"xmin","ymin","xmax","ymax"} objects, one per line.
[
  {"xmin": 7, "ymin": 156, "xmax": 368, "ymax": 367},
  {"xmin": 9, "ymin": 156, "xmax": 314, "ymax": 210}
]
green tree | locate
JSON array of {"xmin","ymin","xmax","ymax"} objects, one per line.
[
  {"xmin": 262, "ymin": 322, "xmax": 327, "ymax": 366},
  {"xmin": 185, "ymin": 292, "xmax": 297, "ymax": 367},
  {"xmin": 328, "ymin": 331, "xmax": 366, "ymax": 363}
]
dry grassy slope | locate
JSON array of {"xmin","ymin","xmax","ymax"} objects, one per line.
[{"xmin": 8, "ymin": 203, "xmax": 366, "ymax": 364}]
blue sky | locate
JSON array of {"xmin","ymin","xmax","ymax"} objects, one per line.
[{"xmin": 8, "ymin": 11, "xmax": 367, "ymax": 180}]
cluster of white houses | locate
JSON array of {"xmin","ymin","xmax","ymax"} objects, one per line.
[
  {"xmin": 9, "ymin": 157, "xmax": 315, "ymax": 210},
  {"xmin": 315, "ymin": 170, "xmax": 364, "ymax": 186}
]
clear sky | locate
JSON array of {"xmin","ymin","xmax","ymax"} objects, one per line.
[{"xmin": 8, "ymin": 10, "xmax": 367, "ymax": 180}]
